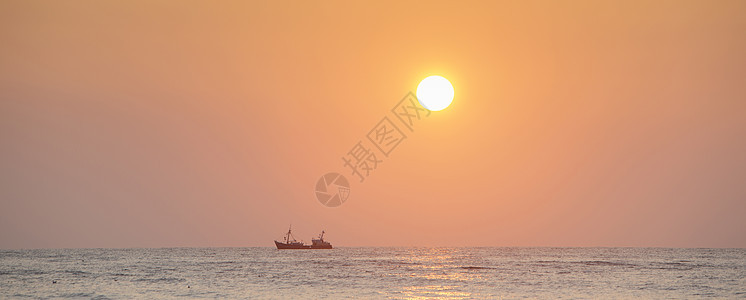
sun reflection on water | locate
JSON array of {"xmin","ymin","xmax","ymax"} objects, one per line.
[{"xmin": 377, "ymin": 248, "xmax": 493, "ymax": 299}]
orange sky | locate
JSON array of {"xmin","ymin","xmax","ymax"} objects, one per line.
[{"xmin": 1, "ymin": 1, "xmax": 745, "ymax": 248}]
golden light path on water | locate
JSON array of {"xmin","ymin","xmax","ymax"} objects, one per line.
[{"xmin": 385, "ymin": 248, "xmax": 485, "ymax": 299}]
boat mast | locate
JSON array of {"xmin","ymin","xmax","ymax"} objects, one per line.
[{"xmin": 286, "ymin": 225, "xmax": 292, "ymax": 243}]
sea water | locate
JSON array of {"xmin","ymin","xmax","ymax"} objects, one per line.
[{"xmin": 1, "ymin": 247, "xmax": 744, "ymax": 298}]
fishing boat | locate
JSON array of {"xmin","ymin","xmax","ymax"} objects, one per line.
[{"xmin": 274, "ymin": 225, "xmax": 332, "ymax": 249}]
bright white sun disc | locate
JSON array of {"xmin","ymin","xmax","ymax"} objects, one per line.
[{"xmin": 416, "ymin": 75, "xmax": 454, "ymax": 111}]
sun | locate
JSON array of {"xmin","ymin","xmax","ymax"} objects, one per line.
[{"xmin": 416, "ymin": 75, "xmax": 454, "ymax": 111}]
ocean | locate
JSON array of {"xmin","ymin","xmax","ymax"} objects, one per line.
[{"xmin": 1, "ymin": 247, "xmax": 744, "ymax": 299}]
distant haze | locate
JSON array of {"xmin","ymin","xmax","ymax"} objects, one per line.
[{"xmin": 1, "ymin": 1, "xmax": 745, "ymax": 248}]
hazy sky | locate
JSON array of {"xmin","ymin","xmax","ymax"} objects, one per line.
[{"xmin": 2, "ymin": 1, "xmax": 745, "ymax": 249}]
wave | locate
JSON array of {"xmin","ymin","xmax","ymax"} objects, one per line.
[
  {"xmin": 59, "ymin": 292, "xmax": 112, "ymax": 299},
  {"xmin": 460, "ymin": 266, "xmax": 496, "ymax": 270},
  {"xmin": 533, "ymin": 260, "xmax": 636, "ymax": 268},
  {"xmin": 580, "ymin": 260, "xmax": 636, "ymax": 267},
  {"xmin": 133, "ymin": 277, "xmax": 186, "ymax": 283}
]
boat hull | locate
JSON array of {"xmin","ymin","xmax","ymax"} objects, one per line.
[{"xmin": 274, "ymin": 241, "xmax": 332, "ymax": 249}]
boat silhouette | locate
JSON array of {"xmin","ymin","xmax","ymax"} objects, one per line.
[{"xmin": 274, "ymin": 225, "xmax": 332, "ymax": 249}]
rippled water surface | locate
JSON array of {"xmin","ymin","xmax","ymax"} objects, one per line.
[{"xmin": 1, "ymin": 247, "xmax": 745, "ymax": 298}]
